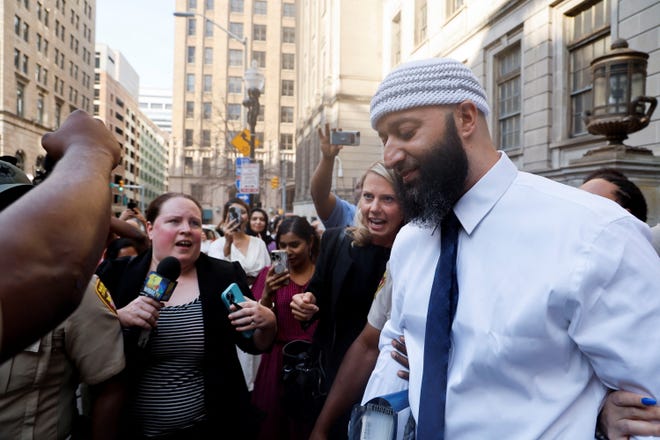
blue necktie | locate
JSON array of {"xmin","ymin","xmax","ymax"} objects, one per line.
[{"xmin": 417, "ymin": 211, "xmax": 460, "ymax": 439}]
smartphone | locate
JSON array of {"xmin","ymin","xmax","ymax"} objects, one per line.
[
  {"xmin": 270, "ymin": 250, "xmax": 289, "ymax": 275},
  {"xmin": 127, "ymin": 201, "xmax": 137, "ymax": 210},
  {"xmin": 330, "ymin": 130, "xmax": 360, "ymax": 146},
  {"xmin": 228, "ymin": 206, "xmax": 241, "ymax": 224},
  {"xmin": 220, "ymin": 283, "xmax": 254, "ymax": 338}
]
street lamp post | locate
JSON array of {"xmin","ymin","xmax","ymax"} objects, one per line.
[
  {"xmin": 242, "ymin": 62, "xmax": 264, "ymax": 162},
  {"xmin": 242, "ymin": 61, "xmax": 265, "ymax": 206}
]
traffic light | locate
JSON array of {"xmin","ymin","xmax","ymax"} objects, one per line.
[
  {"xmin": 118, "ymin": 179, "xmax": 124, "ymax": 192},
  {"xmin": 271, "ymin": 176, "xmax": 279, "ymax": 189}
]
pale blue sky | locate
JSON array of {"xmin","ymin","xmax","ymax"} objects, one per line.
[{"xmin": 96, "ymin": 0, "xmax": 175, "ymax": 89}]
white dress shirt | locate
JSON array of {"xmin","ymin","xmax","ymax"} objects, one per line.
[
  {"xmin": 207, "ymin": 235, "xmax": 270, "ymax": 278},
  {"xmin": 363, "ymin": 153, "xmax": 660, "ymax": 438}
]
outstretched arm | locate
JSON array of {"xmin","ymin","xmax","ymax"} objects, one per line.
[
  {"xmin": 0, "ymin": 110, "xmax": 120, "ymax": 360},
  {"xmin": 310, "ymin": 123, "xmax": 343, "ymax": 221}
]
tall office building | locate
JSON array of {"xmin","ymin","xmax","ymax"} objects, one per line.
[
  {"xmin": 94, "ymin": 44, "xmax": 168, "ymax": 214},
  {"xmin": 140, "ymin": 87, "xmax": 173, "ymax": 134},
  {"xmin": 0, "ymin": 0, "xmax": 96, "ymax": 176},
  {"xmin": 293, "ymin": 0, "xmax": 383, "ymax": 217},
  {"xmin": 172, "ymin": 0, "xmax": 297, "ymax": 223}
]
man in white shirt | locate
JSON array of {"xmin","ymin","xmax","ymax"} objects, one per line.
[{"xmin": 363, "ymin": 58, "xmax": 660, "ymax": 438}]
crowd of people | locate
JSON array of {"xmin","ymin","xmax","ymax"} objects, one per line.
[{"xmin": 0, "ymin": 56, "xmax": 659, "ymax": 440}]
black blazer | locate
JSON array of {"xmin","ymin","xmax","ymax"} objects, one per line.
[
  {"xmin": 97, "ymin": 251, "xmax": 262, "ymax": 438},
  {"xmin": 306, "ymin": 228, "xmax": 390, "ymax": 385}
]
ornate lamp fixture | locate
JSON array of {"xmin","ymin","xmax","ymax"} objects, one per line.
[
  {"xmin": 583, "ymin": 39, "xmax": 657, "ymax": 155},
  {"xmin": 242, "ymin": 61, "xmax": 265, "ymax": 161}
]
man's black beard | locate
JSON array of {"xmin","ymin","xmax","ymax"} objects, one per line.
[{"xmin": 397, "ymin": 115, "xmax": 468, "ymax": 229}]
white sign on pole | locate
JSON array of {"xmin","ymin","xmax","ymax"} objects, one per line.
[{"xmin": 240, "ymin": 163, "xmax": 260, "ymax": 194}]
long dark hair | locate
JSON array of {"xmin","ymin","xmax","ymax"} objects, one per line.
[{"xmin": 275, "ymin": 216, "xmax": 320, "ymax": 263}]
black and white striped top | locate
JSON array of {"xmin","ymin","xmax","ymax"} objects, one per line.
[{"xmin": 133, "ymin": 297, "xmax": 206, "ymax": 436}]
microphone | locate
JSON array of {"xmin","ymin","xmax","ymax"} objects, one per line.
[{"xmin": 137, "ymin": 256, "xmax": 181, "ymax": 348}]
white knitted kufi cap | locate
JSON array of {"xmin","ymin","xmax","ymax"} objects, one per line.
[{"xmin": 370, "ymin": 58, "xmax": 490, "ymax": 129}]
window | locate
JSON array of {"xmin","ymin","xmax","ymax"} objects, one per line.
[
  {"xmin": 229, "ymin": 49, "xmax": 243, "ymax": 67},
  {"xmin": 281, "ymin": 79, "xmax": 294, "ymax": 96},
  {"xmin": 16, "ymin": 83, "xmax": 25, "ymax": 117},
  {"xmin": 186, "ymin": 101, "xmax": 194, "ymax": 118},
  {"xmin": 205, "ymin": 0, "xmax": 213, "ymax": 10},
  {"xmin": 280, "ymin": 133, "xmax": 293, "ymax": 150},
  {"xmin": 414, "ymin": 0, "xmax": 427, "ymax": 45},
  {"xmin": 280, "ymin": 106, "xmax": 293, "ymax": 123},
  {"xmin": 253, "ymin": 51, "xmax": 266, "ymax": 68},
  {"xmin": 228, "ymin": 76, "xmax": 242, "ymax": 93},
  {"xmin": 202, "ymin": 130, "xmax": 211, "ymax": 147},
  {"xmin": 185, "ymin": 130, "xmax": 194, "ymax": 146},
  {"xmin": 203, "ymin": 102, "xmax": 212, "ymax": 119},
  {"xmin": 391, "ymin": 13, "xmax": 401, "ymax": 66},
  {"xmin": 22, "ymin": 54, "xmax": 29, "ymax": 74},
  {"xmin": 22, "ymin": 21, "xmax": 29, "ymax": 42},
  {"xmin": 37, "ymin": 94, "xmax": 45, "ymax": 124},
  {"xmin": 203, "ymin": 74, "xmax": 212, "ymax": 92},
  {"xmin": 282, "ymin": 27, "xmax": 295, "ymax": 43},
  {"xmin": 227, "ymin": 104, "xmax": 241, "ymax": 120},
  {"xmin": 282, "ymin": 53, "xmax": 294, "ymax": 70},
  {"xmin": 283, "ymin": 3, "xmax": 295, "ymax": 17},
  {"xmin": 254, "ymin": 0, "xmax": 267, "ymax": 15},
  {"xmin": 14, "ymin": 49, "xmax": 21, "ymax": 70},
  {"xmin": 204, "ymin": 47, "xmax": 213, "ymax": 64},
  {"xmin": 229, "ymin": 22, "xmax": 243, "ymax": 38},
  {"xmin": 446, "ymin": 0, "xmax": 464, "ymax": 17},
  {"xmin": 191, "ymin": 183, "xmax": 203, "ymax": 200},
  {"xmin": 187, "ymin": 46, "xmax": 196, "ymax": 63},
  {"xmin": 186, "ymin": 74, "xmax": 195, "ymax": 92},
  {"xmin": 253, "ymin": 24, "xmax": 267, "ymax": 41},
  {"xmin": 184, "ymin": 157, "xmax": 193, "ymax": 175},
  {"xmin": 187, "ymin": 0, "xmax": 197, "ymax": 9},
  {"xmin": 496, "ymin": 45, "xmax": 521, "ymax": 151},
  {"xmin": 230, "ymin": 0, "xmax": 243, "ymax": 13},
  {"xmin": 202, "ymin": 156, "xmax": 211, "ymax": 175},
  {"xmin": 187, "ymin": 18, "xmax": 196, "ymax": 36},
  {"xmin": 567, "ymin": 0, "xmax": 610, "ymax": 136},
  {"xmin": 204, "ymin": 20, "xmax": 213, "ymax": 37},
  {"xmin": 55, "ymin": 101, "xmax": 62, "ymax": 127},
  {"xmin": 258, "ymin": 105, "xmax": 264, "ymax": 122}
]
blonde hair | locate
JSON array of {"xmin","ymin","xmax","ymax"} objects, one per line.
[{"xmin": 348, "ymin": 161, "xmax": 400, "ymax": 247}]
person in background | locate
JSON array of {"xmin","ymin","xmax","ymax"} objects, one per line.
[
  {"xmin": 580, "ymin": 167, "xmax": 648, "ymax": 222},
  {"xmin": 103, "ymin": 237, "xmax": 140, "ymax": 261},
  {"xmin": 251, "ymin": 216, "xmax": 320, "ymax": 440},
  {"xmin": 200, "ymin": 227, "xmax": 217, "ymax": 254},
  {"xmin": 208, "ymin": 198, "xmax": 270, "ymax": 287},
  {"xmin": 310, "ymin": 123, "xmax": 361, "ymax": 229},
  {"xmin": 119, "ymin": 203, "xmax": 149, "ymax": 235},
  {"xmin": 247, "ymin": 207, "xmax": 275, "ymax": 251},
  {"xmin": 0, "ymin": 110, "xmax": 121, "ymax": 361},
  {"xmin": 290, "ymin": 161, "xmax": 405, "ymax": 437},
  {"xmin": 208, "ymin": 199, "xmax": 271, "ymax": 392},
  {"xmin": 362, "ymin": 57, "xmax": 660, "ymax": 437},
  {"xmin": 99, "ymin": 192, "xmax": 276, "ymax": 438}
]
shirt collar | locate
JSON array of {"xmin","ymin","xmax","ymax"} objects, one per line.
[{"xmin": 453, "ymin": 152, "xmax": 517, "ymax": 235}]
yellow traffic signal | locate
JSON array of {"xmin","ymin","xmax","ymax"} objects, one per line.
[
  {"xmin": 119, "ymin": 179, "xmax": 124, "ymax": 192},
  {"xmin": 271, "ymin": 176, "xmax": 279, "ymax": 189}
]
